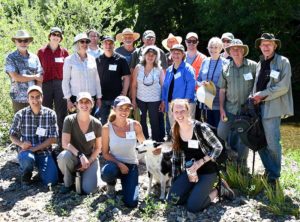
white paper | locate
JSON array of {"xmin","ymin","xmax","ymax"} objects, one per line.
[
  {"xmin": 85, "ymin": 131, "xmax": 96, "ymax": 142},
  {"xmin": 109, "ymin": 64, "xmax": 117, "ymax": 71}
]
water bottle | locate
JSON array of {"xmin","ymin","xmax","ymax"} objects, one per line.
[
  {"xmin": 75, "ymin": 171, "xmax": 81, "ymax": 194},
  {"xmin": 185, "ymin": 158, "xmax": 198, "ymax": 183}
]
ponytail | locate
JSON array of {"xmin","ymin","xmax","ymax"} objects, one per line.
[{"xmin": 108, "ymin": 109, "xmax": 116, "ymax": 123}]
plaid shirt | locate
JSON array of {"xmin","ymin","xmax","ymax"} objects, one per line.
[
  {"xmin": 10, "ymin": 106, "xmax": 58, "ymax": 148},
  {"xmin": 171, "ymin": 121, "xmax": 223, "ymax": 178}
]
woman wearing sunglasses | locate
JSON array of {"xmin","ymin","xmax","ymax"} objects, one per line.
[
  {"xmin": 131, "ymin": 46, "xmax": 165, "ymax": 142},
  {"xmin": 62, "ymin": 33, "xmax": 102, "ymax": 116}
]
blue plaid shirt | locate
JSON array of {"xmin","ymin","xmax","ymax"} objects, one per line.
[
  {"xmin": 10, "ymin": 106, "xmax": 58, "ymax": 148},
  {"xmin": 5, "ymin": 50, "xmax": 43, "ymax": 103}
]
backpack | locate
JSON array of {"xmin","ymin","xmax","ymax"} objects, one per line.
[
  {"xmin": 193, "ymin": 121, "xmax": 228, "ymax": 166},
  {"xmin": 232, "ymin": 99, "xmax": 267, "ymax": 152}
]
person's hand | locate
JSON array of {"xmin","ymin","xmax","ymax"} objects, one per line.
[
  {"xmin": 200, "ymin": 81, "xmax": 209, "ymax": 86},
  {"xmin": 96, "ymin": 98, "xmax": 102, "ymax": 109},
  {"xmin": 220, "ymin": 108, "xmax": 227, "ymax": 122},
  {"xmin": 117, "ymin": 162, "xmax": 129, "ymax": 174},
  {"xmin": 20, "ymin": 141, "xmax": 32, "ymax": 150},
  {"xmin": 132, "ymin": 99, "xmax": 137, "ymax": 110},
  {"xmin": 79, "ymin": 154, "xmax": 90, "ymax": 171},
  {"xmin": 67, "ymin": 100, "xmax": 76, "ymax": 112},
  {"xmin": 159, "ymin": 101, "xmax": 165, "ymax": 112},
  {"xmin": 35, "ymin": 74, "xmax": 43, "ymax": 83},
  {"xmin": 251, "ymin": 93, "xmax": 265, "ymax": 105},
  {"xmin": 152, "ymin": 146, "xmax": 162, "ymax": 155}
]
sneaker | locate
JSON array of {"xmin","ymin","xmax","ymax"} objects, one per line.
[
  {"xmin": 220, "ymin": 179, "xmax": 235, "ymax": 200},
  {"xmin": 106, "ymin": 185, "xmax": 116, "ymax": 198}
]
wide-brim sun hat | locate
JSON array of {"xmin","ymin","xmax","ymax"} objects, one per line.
[
  {"xmin": 73, "ymin": 33, "xmax": 91, "ymax": 45},
  {"xmin": 116, "ymin": 28, "xmax": 140, "ymax": 42},
  {"xmin": 11, "ymin": 30, "xmax": 33, "ymax": 43},
  {"xmin": 225, "ymin": 39, "xmax": 249, "ymax": 57},
  {"xmin": 255, "ymin": 33, "xmax": 281, "ymax": 50},
  {"xmin": 162, "ymin": 33, "xmax": 182, "ymax": 51}
]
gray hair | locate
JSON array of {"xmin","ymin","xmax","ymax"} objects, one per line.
[
  {"xmin": 207, "ymin": 37, "xmax": 223, "ymax": 49},
  {"xmin": 139, "ymin": 45, "xmax": 161, "ymax": 68}
]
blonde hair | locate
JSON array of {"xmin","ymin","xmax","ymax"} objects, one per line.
[
  {"xmin": 170, "ymin": 99, "xmax": 190, "ymax": 152},
  {"xmin": 108, "ymin": 109, "xmax": 116, "ymax": 123}
]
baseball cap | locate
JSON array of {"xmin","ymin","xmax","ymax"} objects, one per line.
[
  {"xmin": 27, "ymin": 85, "xmax": 43, "ymax": 95},
  {"xmin": 170, "ymin": 44, "xmax": 185, "ymax": 52},
  {"xmin": 186, "ymin": 32, "xmax": 198, "ymax": 40},
  {"xmin": 77, "ymin": 92, "xmax": 94, "ymax": 104},
  {"xmin": 143, "ymin": 30, "xmax": 156, "ymax": 39},
  {"xmin": 113, "ymin": 96, "xmax": 132, "ymax": 107},
  {"xmin": 102, "ymin": 36, "xmax": 115, "ymax": 42}
]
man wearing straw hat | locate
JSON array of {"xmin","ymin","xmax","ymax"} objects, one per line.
[
  {"xmin": 217, "ymin": 39, "xmax": 257, "ymax": 166},
  {"xmin": 251, "ymin": 33, "xmax": 293, "ymax": 185},
  {"xmin": 115, "ymin": 28, "xmax": 140, "ymax": 65},
  {"xmin": 162, "ymin": 33, "xmax": 182, "ymax": 67},
  {"xmin": 5, "ymin": 30, "xmax": 43, "ymax": 113}
]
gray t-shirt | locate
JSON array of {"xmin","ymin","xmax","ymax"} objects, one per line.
[{"xmin": 63, "ymin": 114, "xmax": 102, "ymax": 156}]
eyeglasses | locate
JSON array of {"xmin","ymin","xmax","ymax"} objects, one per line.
[
  {"xmin": 79, "ymin": 40, "xmax": 89, "ymax": 44},
  {"xmin": 51, "ymin": 33, "xmax": 62, "ymax": 37},
  {"xmin": 145, "ymin": 37, "xmax": 155, "ymax": 41},
  {"xmin": 143, "ymin": 71, "xmax": 154, "ymax": 86},
  {"xmin": 186, "ymin": 40, "xmax": 198, "ymax": 44},
  {"xmin": 16, "ymin": 39, "xmax": 29, "ymax": 43},
  {"xmin": 222, "ymin": 39, "xmax": 231, "ymax": 43}
]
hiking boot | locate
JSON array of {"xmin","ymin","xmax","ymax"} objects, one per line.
[
  {"xmin": 21, "ymin": 172, "xmax": 32, "ymax": 183},
  {"xmin": 106, "ymin": 185, "xmax": 116, "ymax": 198},
  {"xmin": 220, "ymin": 179, "xmax": 235, "ymax": 200}
]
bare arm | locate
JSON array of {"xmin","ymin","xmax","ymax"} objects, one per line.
[
  {"xmin": 131, "ymin": 66, "xmax": 139, "ymax": 109},
  {"xmin": 8, "ymin": 72, "xmax": 42, "ymax": 83},
  {"xmin": 219, "ymin": 88, "xmax": 226, "ymax": 121},
  {"xmin": 89, "ymin": 137, "xmax": 102, "ymax": 163},
  {"xmin": 122, "ymin": 75, "xmax": 130, "ymax": 96}
]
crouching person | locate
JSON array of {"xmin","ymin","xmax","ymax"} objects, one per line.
[
  {"xmin": 101, "ymin": 96, "xmax": 145, "ymax": 208},
  {"xmin": 9, "ymin": 85, "xmax": 58, "ymax": 186},
  {"xmin": 57, "ymin": 92, "xmax": 103, "ymax": 194}
]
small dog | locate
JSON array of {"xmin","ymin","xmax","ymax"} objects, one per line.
[{"xmin": 136, "ymin": 140, "xmax": 172, "ymax": 200}]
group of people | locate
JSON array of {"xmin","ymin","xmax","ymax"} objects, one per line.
[{"xmin": 5, "ymin": 26, "xmax": 293, "ymax": 212}]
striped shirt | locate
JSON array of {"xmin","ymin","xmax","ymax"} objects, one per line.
[
  {"xmin": 10, "ymin": 106, "xmax": 58, "ymax": 148},
  {"xmin": 218, "ymin": 58, "xmax": 257, "ymax": 115}
]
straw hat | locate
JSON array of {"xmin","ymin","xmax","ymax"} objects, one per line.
[
  {"xmin": 162, "ymin": 33, "xmax": 182, "ymax": 51},
  {"xmin": 116, "ymin": 28, "xmax": 140, "ymax": 42}
]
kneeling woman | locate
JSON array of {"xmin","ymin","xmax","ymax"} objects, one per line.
[
  {"xmin": 167, "ymin": 99, "xmax": 234, "ymax": 213},
  {"xmin": 101, "ymin": 96, "xmax": 145, "ymax": 208},
  {"xmin": 58, "ymin": 92, "xmax": 103, "ymax": 194}
]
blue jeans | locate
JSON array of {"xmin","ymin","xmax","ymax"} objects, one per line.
[
  {"xmin": 101, "ymin": 161, "xmax": 139, "ymax": 208},
  {"xmin": 99, "ymin": 100, "xmax": 114, "ymax": 125},
  {"xmin": 258, "ymin": 116, "xmax": 282, "ymax": 180},
  {"xmin": 136, "ymin": 99, "xmax": 164, "ymax": 142},
  {"xmin": 18, "ymin": 150, "xmax": 58, "ymax": 185},
  {"xmin": 165, "ymin": 113, "xmax": 171, "ymax": 136},
  {"xmin": 167, "ymin": 172, "xmax": 216, "ymax": 213},
  {"xmin": 217, "ymin": 111, "xmax": 249, "ymax": 164}
]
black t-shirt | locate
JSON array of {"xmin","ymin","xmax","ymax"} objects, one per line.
[
  {"xmin": 256, "ymin": 55, "xmax": 274, "ymax": 92},
  {"xmin": 96, "ymin": 53, "xmax": 130, "ymax": 100},
  {"xmin": 180, "ymin": 133, "xmax": 217, "ymax": 175}
]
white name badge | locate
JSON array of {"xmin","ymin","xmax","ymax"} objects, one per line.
[
  {"xmin": 85, "ymin": 131, "xmax": 96, "ymax": 142},
  {"xmin": 36, "ymin": 127, "xmax": 47, "ymax": 136},
  {"xmin": 126, "ymin": 131, "xmax": 136, "ymax": 139},
  {"xmin": 174, "ymin": 72, "xmax": 181, "ymax": 79},
  {"xmin": 188, "ymin": 140, "xmax": 199, "ymax": 149},
  {"xmin": 109, "ymin": 64, "xmax": 117, "ymax": 71},
  {"xmin": 243, "ymin": 72, "xmax": 253, "ymax": 81},
  {"xmin": 270, "ymin": 70, "xmax": 280, "ymax": 79},
  {"xmin": 55, "ymin": 57, "xmax": 64, "ymax": 63}
]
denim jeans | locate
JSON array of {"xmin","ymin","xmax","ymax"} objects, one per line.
[
  {"xmin": 136, "ymin": 99, "xmax": 164, "ymax": 142},
  {"xmin": 258, "ymin": 116, "xmax": 282, "ymax": 180},
  {"xmin": 99, "ymin": 100, "xmax": 114, "ymax": 125},
  {"xmin": 165, "ymin": 113, "xmax": 171, "ymax": 136},
  {"xmin": 167, "ymin": 171, "xmax": 216, "ymax": 213},
  {"xmin": 217, "ymin": 111, "xmax": 249, "ymax": 164},
  {"xmin": 18, "ymin": 150, "xmax": 58, "ymax": 185},
  {"xmin": 101, "ymin": 161, "xmax": 139, "ymax": 208}
]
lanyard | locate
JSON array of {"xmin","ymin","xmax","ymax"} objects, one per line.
[{"xmin": 206, "ymin": 57, "xmax": 220, "ymax": 81}]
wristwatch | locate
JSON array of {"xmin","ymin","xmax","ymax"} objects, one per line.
[{"xmin": 77, "ymin": 151, "xmax": 84, "ymax": 158}]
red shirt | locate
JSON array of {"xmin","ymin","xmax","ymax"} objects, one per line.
[{"xmin": 37, "ymin": 45, "xmax": 69, "ymax": 82}]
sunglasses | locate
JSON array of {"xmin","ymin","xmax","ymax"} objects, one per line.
[
  {"xmin": 16, "ymin": 39, "xmax": 29, "ymax": 43},
  {"xmin": 51, "ymin": 33, "xmax": 62, "ymax": 37},
  {"xmin": 186, "ymin": 40, "xmax": 198, "ymax": 44},
  {"xmin": 222, "ymin": 39, "xmax": 231, "ymax": 43},
  {"xmin": 79, "ymin": 40, "xmax": 89, "ymax": 44}
]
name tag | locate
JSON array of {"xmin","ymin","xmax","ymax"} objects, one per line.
[
  {"xmin": 85, "ymin": 131, "xmax": 96, "ymax": 142},
  {"xmin": 243, "ymin": 72, "xmax": 253, "ymax": 81},
  {"xmin": 188, "ymin": 140, "xmax": 199, "ymax": 149},
  {"xmin": 270, "ymin": 70, "xmax": 280, "ymax": 79},
  {"xmin": 55, "ymin": 57, "xmax": 64, "ymax": 63},
  {"xmin": 109, "ymin": 64, "xmax": 117, "ymax": 71},
  {"xmin": 36, "ymin": 127, "xmax": 47, "ymax": 136},
  {"xmin": 174, "ymin": 72, "xmax": 181, "ymax": 79},
  {"xmin": 126, "ymin": 131, "xmax": 136, "ymax": 139}
]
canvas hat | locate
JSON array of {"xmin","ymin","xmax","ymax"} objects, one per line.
[
  {"xmin": 102, "ymin": 36, "xmax": 115, "ymax": 42},
  {"xmin": 76, "ymin": 92, "xmax": 94, "ymax": 104},
  {"xmin": 116, "ymin": 28, "xmax": 140, "ymax": 42},
  {"xmin": 162, "ymin": 33, "xmax": 182, "ymax": 51},
  {"xmin": 11, "ymin": 30, "xmax": 33, "ymax": 43},
  {"xmin": 73, "ymin": 33, "xmax": 91, "ymax": 45},
  {"xmin": 255, "ymin": 33, "xmax": 281, "ymax": 50},
  {"xmin": 143, "ymin": 30, "xmax": 156, "ymax": 39},
  {"xmin": 27, "ymin": 85, "xmax": 43, "ymax": 95},
  {"xmin": 170, "ymin": 44, "xmax": 185, "ymax": 52},
  {"xmin": 225, "ymin": 39, "xmax": 249, "ymax": 57},
  {"xmin": 113, "ymin": 96, "xmax": 132, "ymax": 107},
  {"xmin": 221, "ymin": 32, "xmax": 234, "ymax": 41},
  {"xmin": 186, "ymin": 32, "xmax": 198, "ymax": 40},
  {"xmin": 196, "ymin": 81, "xmax": 217, "ymax": 109}
]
